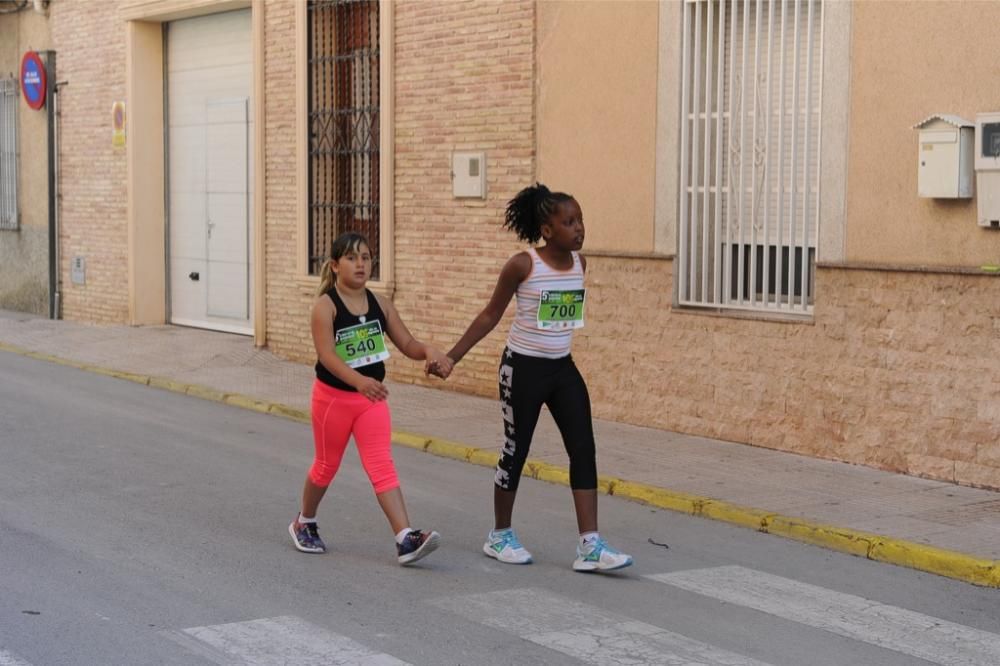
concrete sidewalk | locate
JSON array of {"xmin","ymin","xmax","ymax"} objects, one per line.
[{"xmin": 1, "ymin": 309, "xmax": 998, "ymax": 586}]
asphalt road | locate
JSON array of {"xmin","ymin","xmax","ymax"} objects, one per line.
[{"xmin": 2, "ymin": 351, "xmax": 998, "ymax": 666}]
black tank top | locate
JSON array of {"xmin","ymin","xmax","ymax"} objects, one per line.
[{"xmin": 315, "ymin": 287, "xmax": 388, "ymax": 391}]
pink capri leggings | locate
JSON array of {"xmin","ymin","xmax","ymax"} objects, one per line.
[{"xmin": 308, "ymin": 379, "xmax": 400, "ymax": 494}]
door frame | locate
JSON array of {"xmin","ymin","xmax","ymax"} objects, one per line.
[{"xmin": 123, "ymin": 0, "xmax": 265, "ymax": 345}]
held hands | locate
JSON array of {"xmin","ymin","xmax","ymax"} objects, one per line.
[
  {"xmin": 424, "ymin": 348, "xmax": 454, "ymax": 380},
  {"xmin": 354, "ymin": 376, "xmax": 389, "ymax": 402}
]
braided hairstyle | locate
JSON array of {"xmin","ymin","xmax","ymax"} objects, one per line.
[{"xmin": 503, "ymin": 183, "xmax": 575, "ymax": 244}]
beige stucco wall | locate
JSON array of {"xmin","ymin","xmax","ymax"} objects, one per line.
[
  {"xmin": 536, "ymin": 0, "xmax": 659, "ymax": 253},
  {"xmin": 0, "ymin": 9, "xmax": 51, "ymax": 314},
  {"xmin": 847, "ymin": 0, "xmax": 1000, "ymax": 266}
]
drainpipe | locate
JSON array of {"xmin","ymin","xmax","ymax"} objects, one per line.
[{"xmin": 44, "ymin": 50, "xmax": 57, "ymax": 319}]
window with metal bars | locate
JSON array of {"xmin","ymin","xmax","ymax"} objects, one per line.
[
  {"xmin": 0, "ymin": 77, "xmax": 18, "ymax": 231},
  {"xmin": 677, "ymin": 0, "xmax": 823, "ymax": 315},
  {"xmin": 308, "ymin": 0, "xmax": 380, "ymax": 277}
]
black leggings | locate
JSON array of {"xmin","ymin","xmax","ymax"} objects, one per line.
[{"xmin": 495, "ymin": 347, "xmax": 598, "ymax": 492}]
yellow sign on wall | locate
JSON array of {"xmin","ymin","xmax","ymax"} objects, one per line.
[{"xmin": 112, "ymin": 101, "xmax": 126, "ymax": 148}]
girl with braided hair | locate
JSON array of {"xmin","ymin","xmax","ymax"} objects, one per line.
[{"xmin": 435, "ymin": 184, "xmax": 633, "ymax": 573}]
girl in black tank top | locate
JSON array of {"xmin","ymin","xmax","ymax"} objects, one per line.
[
  {"xmin": 315, "ymin": 287, "xmax": 387, "ymax": 391},
  {"xmin": 288, "ymin": 232, "xmax": 454, "ymax": 566}
]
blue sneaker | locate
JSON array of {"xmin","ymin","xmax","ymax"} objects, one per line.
[
  {"xmin": 483, "ymin": 528, "xmax": 533, "ymax": 564},
  {"xmin": 397, "ymin": 529, "xmax": 440, "ymax": 565},
  {"xmin": 572, "ymin": 537, "xmax": 632, "ymax": 572},
  {"xmin": 288, "ymin": 520, "xmax": 326, "ymax": 554}
]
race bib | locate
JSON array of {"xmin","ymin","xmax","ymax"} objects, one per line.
[
  {"xmin": 335, "ymin": 320, "xmax": 390, "ymax": 368},
  {"xmin": 537, "ymin": 289, "xmax": 586, "ymax": 330}
]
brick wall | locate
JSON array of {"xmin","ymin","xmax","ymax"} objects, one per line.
[
  {"xmin": 51, "ymin": 3, "xmax": 129, "ymax": 323},
  {"xmin": 386, "ymin": 0, "xmax": 535, "ymax": 390},
  {"xmin": 260, "ymin": 0, "xmax": 314, "ymax": 361},
  {"xmin": 263, "ymin": 0, "xmax": 538, "ymax": 382}
]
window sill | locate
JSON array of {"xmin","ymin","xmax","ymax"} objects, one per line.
[
  {"xmin": 670, "ymin": 304, "xmax": 815, "ymax": 325},
  {"xmin": 817, "ymin": 260, "xmax": 1000, "ymax": 276}
]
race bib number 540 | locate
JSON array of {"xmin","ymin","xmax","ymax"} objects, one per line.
[
  {"xmin": 335, "ymin": 320, "xmax": 390, "ymax": 368},
  {"xmin": 537, "ymin": 289, "xmax": 586, "ymax": 330}
]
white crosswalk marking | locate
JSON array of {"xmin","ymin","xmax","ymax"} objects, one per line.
[
  {"xmin": 171, "ymin": 616, "xmax": 409, "ymax": 665},
  {"xmin": 649, "ymin": 566, "xmax": 1000, "ymax": 666},
  {"xmin": 430, "ymin": 588, "xmax": 775, "ymax": 665},
  {"xmin": 0, "ymin": 649, "xmax": 33, "ymax": 666}
]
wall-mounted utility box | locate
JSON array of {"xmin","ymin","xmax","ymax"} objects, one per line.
[
  {"xmin": 452, "ymin": 151, "xmax": 486, "ymax": 199},
  {"xmin": 974, "ymin": 112, "xmax": 1000, "ymax": 229},
  {"xmin": 912, "ymin": 115, "xmax": 973, "ymax": 199}
]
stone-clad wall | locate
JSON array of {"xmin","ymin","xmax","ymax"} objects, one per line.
[{"xmin": 570, "ymin": 259, "xmax": 999, "ymax": 490}]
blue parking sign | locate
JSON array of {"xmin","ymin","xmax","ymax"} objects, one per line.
[{"xmin": 21, "ymin": 51, "xmax": 47, "ymax": 110}]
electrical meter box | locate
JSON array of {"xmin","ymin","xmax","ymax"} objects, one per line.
[
  {"xmin": 912, "ymin": 115, "xmax": 974, "ymax": 199},
  {"xmin": 452, "ymin": 151, "xmax": 486, "ymax": 199},
  {"xmin": 974, "ymin": 112, "xmax": 1000, "ymax": 229}
]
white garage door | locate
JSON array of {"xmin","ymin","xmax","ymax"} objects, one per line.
[{"xmin": 167, "ymin": 10, "xmax": 253, "ymax": 335}]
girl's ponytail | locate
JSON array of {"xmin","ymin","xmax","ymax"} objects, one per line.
[
  {"xmin": 316, "ymin": 259, "xmax": 335, "ymax": 296},
  {"xmin": 503, "ymin": 183, "xmax": 573, "ymax": 244}
]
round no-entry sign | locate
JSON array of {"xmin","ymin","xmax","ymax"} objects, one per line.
[{"xmin": 21, "ymin": 51, "xmax": 47, "ymax": 110}]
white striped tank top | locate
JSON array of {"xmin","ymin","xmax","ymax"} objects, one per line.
[{"xmin": 506, "ymin": 248, "xmax": 585, "ymax": 359}]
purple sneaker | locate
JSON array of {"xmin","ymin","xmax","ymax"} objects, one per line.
[
  {"xmin": 396, "ymin": 529, "xmax": 440, "ymax": 565},
  {"xmin": 288, "ymin": 520, "xmax": 326, "ymax": 554}
]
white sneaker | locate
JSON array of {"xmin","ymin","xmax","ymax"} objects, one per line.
[
  {"xmin": 483, "ymin": 528, "xmax": 533, "ymax": 564},
  {"xmin": 572, "ymin": 537, "xmax": 633, "ymax": 572}
]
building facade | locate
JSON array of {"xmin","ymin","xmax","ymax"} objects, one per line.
[
  {"xmin": 0, "ymin": 1, "xmax": 52, "ymax": 315},
  {"xmin": 29, "ymin": 0, "xmax": 1000, "ymax": 490}
]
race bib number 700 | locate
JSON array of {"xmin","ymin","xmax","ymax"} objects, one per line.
[
  {"xmin": 335, "ymin": 320, "xmax": 390, "ymax": 368},
  {"xmin": 537, "ymin": 289, "xmax": 586, "ymax": 330}
]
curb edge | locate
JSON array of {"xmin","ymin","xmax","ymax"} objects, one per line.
[{"xmin": 4, "ymin": 341, "xmax": 997, "ymax": 588}]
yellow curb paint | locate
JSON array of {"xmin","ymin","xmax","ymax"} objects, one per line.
[
  {"xmin": 466, "ymin": 448, "xmax": 498, "ymax": 467},
  {"xmin": 185, "ymin": 384, "xmax": 228, "ymax": 403},
  {"xmin": 392, "ymin": 431, "xmax": 434, "ymax": 451},
  {"xmin": 424, "ymin": 438, "xmax": 473, "ymax": 461},
  {"xmin": 148, "ymin": 377, "xmax": 190, "ymax": 393},
  {"xmin": 533, "ymin": 462, "xmax": 570, "ymax": 486},
  {"xmin": 869, "ymin": 538, "xmax": 1000, "ymax": 587},
  {"xmin": 701, "ymin": 501, "xmax": 773, "ymax": 531},
  {"xmin": 0, "ymin": 344, "xmax": 156, "ymax": 386},
  {"xmin": 594, "ymin": 476, "xmax": 616, "ymax": 495},
  {"xmin": 611, "ymin": 479, "xmax": 702, "ymax": 515},
  {"xmin": 765, "ymin": 516, "xmax": 873, "ymax": 559},
  {"xmin": 222, "ymin": 394, "xmax": 273, "ymax": 414},
  {"xmin": 268, "ymin": 403, "xmax": 309, "ymax": 423},
  {"xmin": 3, "ymin": 340, "xmax": 997, "ymax": 588},
  {"xmin": 104, "ymin": 369, "xmax": 152, "ymax": 385}
]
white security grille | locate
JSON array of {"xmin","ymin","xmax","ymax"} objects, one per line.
[
  {"xmin": 0, "ymin": 78, "xmax": 18, "ymax": 231},
  {"xmin": 678, "ymin": 0, "xmax": 823, "ymax": 314}
]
